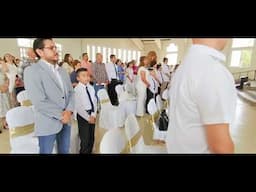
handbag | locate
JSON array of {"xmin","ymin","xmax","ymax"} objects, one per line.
[{"xmin": 158, "ymin": 110, "xmax": 169, "ymax": 131}]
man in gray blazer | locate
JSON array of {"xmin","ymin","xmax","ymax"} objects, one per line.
[{"xmin": 24, "ymin": 38, "xmax": 74, "ymax": 154}]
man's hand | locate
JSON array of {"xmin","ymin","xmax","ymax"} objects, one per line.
[
  {"xmin": 88, "ymin": 116, "xmax": 96, "ymax": 124},
  {"xmin": 61, "ymin": 110, "xmax": 73, "ymax": 124}
]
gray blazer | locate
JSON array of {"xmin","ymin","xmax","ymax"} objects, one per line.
[{"xmin": 24, "ymin": 59, "xmax": 74, "ymax": 136}]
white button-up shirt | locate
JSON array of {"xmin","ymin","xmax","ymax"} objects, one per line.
[
  {"xmin": 166, "ymin": 44, "xmax": 237, "ymax": 153},
  {"xmin": 161, "ymin": 63, "xmax": 171, "ymax": 82},
  {"xmin": 105, "ymin": 62, "xmax": 118, "ymax": 81},
  {"xmin": 74, "ymin": 82, "xmax": 97, "ymax": 121},
  {"xmin": 43, "ymin": 59, "xmax": 65, "ymax": 93}
]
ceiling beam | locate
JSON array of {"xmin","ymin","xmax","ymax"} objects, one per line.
[
  {"xmin": 131, "ymin": 39, "xmax": 144, "ymax": 50},
  {"xmin": 155, "ymin": 39, "xmax": 161, "ymax": 50}
]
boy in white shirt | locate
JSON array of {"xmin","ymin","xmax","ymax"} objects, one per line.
[{"xmin": 75, "ymin": 68, "xmax": 97, "ymax": 154}]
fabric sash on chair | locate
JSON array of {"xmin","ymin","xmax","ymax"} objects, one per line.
[
  {"xmin": 21, "ymin": 100, "xmax": 32, "ymax": 106},
  {"xmin": 163, "ymin": 100, "xmax": 168, "ymax": 110},
  {"xmin": 121, "ymin": 128, "xmax": 143, "ymax": 153},
  {"xmin": 100, "ymin": 99, "xmax": 111, "ymax": 105},
  {"xmin": 142, "ymin": 111, "xmax": 160, "ymax": 145},
  {"xmin": 9, "ymin": 123, "xmax": 34, "ymax": 138}
]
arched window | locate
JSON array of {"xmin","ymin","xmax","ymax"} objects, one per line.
[
  {"xmin": 230, "ymin": 38, "xmax": 255, "ymax": 67},
  {"xmin": 166, "ymin": 43, "xmax": 178, "ymax": 65}
]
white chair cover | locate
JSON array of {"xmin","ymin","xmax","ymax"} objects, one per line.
[
  {"xmin": 156, "ymin": 95, "xmax": 163, "ymax": 111},
  {"xmin": 162, "ymin": 89, "xmax": 168, "ymax": 100},
  {"xmin": 147, "ymin": 99, "xmax": 167, "ymax": 142},
  {"xmin": 99, "ymin": 128, "xmax": 127, "ymax": 153},
  {"xmin": 124, "ymin": 114, "xmax": 166, "ymax": 153},
  {"xmin": 6, "ymin": 106, "xmax": 39, "ymax": 153},
  {"xmin": 16, "ymin": 90, "xmax": 32, "ymax": 106},
  {"xmin": 97, "ymin": 89, "xmax": 123, "ymax": 129}
]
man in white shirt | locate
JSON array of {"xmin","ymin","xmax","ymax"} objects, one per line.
[
  {"xmin": 166, "ymin": 38, "xmax": 236, "ymax": 154},
  {"xmin": 160, "ymin": 57, "xmax": 171, "ymax": 96},
  {"xmin": 74, "ymin": 68, "xmax": 97, "ymax": 154},
  {"xmin": 105, "ymin": 54, "xmax": 122, "ymax": 106}
]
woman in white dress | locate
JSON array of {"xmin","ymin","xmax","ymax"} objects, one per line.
[
  {"xmin": 125, "ymin": 61, "xmax": 136, "ymax": 96},
  {"xmin": 62, "ymin": 53, "xmax": 74, "ymax": 75},
  {"xmin": 135, "ymin": 56, "xmax": 150, "ymax": 117},
  {"xmin": 0, "ymin": 60, "xmax": 11, "ymax": 132},
  {"xmin": 3, "ymin": 53, "xmax": 18, "ymax": 108}
]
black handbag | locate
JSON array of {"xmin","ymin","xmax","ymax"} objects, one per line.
[{"xmin": 158, "ymin": 110, "xmax": 169, "ymax": 131}]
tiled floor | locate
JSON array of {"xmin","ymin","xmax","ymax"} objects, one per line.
[{"xmin": 1, "ymin": 95, "xmax": 256, "ymax": 154}]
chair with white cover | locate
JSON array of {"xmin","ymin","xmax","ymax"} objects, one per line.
[
  {"xmin": 124, "ymin": 114, "xmax": 166, "ymax": 153},
  {"xmin": 16, "ymin": 90, "xmax": 32, "ymax": 106},
  {"xmin": 6, "ymin": 106, "xmax": 39, "ymax": 153},
  {"xmin": 97, "ymin": 89, "xmax": 123, "ymax": 129},
  {"xmin": 162, "ymin": 89, "xmax": 168, "ymax": 101},
  {"xmin": 147, "ymin": 99, "xmax": 167, "ymax": 142},
  {"xmin": 156, "ymin": 94, "xmax": 163, "ymax": 111},
  {"xmin": 115, "ymin": 84, "xmax": 126, "ymax": 103},
  {"xmin": 161, "ymin": 89, "xmax": 169, "ymax": 111},
  {"xmin": 99, "ymin": 128, "xmax": 128, "ymax": 153}
]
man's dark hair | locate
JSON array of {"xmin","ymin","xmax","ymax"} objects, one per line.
[
  {"xmin": 76, "ymin": 67, "xmax": 88, "ymax": 77},
  {"xmin": 33, "ymin": 38, "xmax": 52, "ymax": 59},
  {"xmin": 110, "ymin": 54, "xmax": 116, "ymax": 59},
  {"xmin": 157, "ymin": 63, "xmax": 162, "ymax": 70},
  {"xmin": 163, "ymin": 57, "xmax": 168, "ymax": 63},
  {"xmin": 82, "ymin": 53, "xmax": 88, "ymax": 57}
]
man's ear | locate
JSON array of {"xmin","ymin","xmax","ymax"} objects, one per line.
[{"xmin": 35, "ymin": 48, "xmax": 43, "ymax": 58}]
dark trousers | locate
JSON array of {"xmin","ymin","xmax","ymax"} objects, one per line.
[
  {"xmin": 77, "ymin": 114, "xmax": 95, "ymax": 154},
  {"xmin": 145, "ymin": 88, "xmax": 155, "ymax": 114},
  {"xmin": 15, "ymin": 87, "xmax": 25, "ymax": 96},
  {"xmin": 107, "ymin": 79, "xmax": 122, "ymax": 106}
]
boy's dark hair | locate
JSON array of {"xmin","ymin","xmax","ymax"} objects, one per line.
[
  {"xmin": 163, "ymin": 57, "xmax": 168, "ymax": 63},
  {"xmin": 110, "ymin": 54, "xmax": 116, "ymax": 59},
  {"xmin": 33, "ymin": 38, "xmax": 52, "ymax": 59},
  {"xmin": 76, "ymin": 67, "xmax": 88, "ymax": 77}
]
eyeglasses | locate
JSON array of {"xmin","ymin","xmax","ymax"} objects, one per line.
[{"xmin": 43, "ymin": 46, "xmax": 58, "ymax": 51}]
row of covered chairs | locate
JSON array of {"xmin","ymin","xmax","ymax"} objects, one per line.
[{"xmin": 99, "ymin": 88, "xmax": 169, "ymax": 153}]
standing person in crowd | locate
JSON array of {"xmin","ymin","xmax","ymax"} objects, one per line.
[
  {"xmin": 105, "ymin": 54, "xmax": 122, "ymax": 106},
  {"xmin": 74, "ymin": 68, "xmax": 97, "ymax": 154},
  {"xmin": 24, "ymin": 38, "xmax": 74, "ymax": 154},
  {"xmin": 81, "ymin": 53, "xmax": 92, "ymax": 75},
  {"xmin": 131, "ymin": 60, "xmax": 138, "ymax": 75},
  {"xmin": 147, "ymin": 51, "xmax": 157, "ymax": 67},
  {"xmin": 125, "ymin": 61, "xmax": 136, "ymax": 96},
  {"xmin": 91, "ymin": 53, "xmax": 109, "ymax": 104},
  {"xmin": 135, "ymin": 56, "xmax": 150, "ymax": 117},
  {"xmin": 160, "ymin": 57, "xmax": 171, "ymax": 95},
  {"xmin": 18, "ymin": 48, "xmax": 37, "ymax": 81},
  {"xmin": 156, "ymin": 64, "xmax": 164, "ymax": 93},
  {"xmin": 166, "ymin": 38, "xmax": 236, "ymax": 154},
  {"xmin": 0, "ymin": 60, "xmax": 10, "ymax": 133},
  {"xmin": 3, "ymin": 53, "xmax": 18, "ymax": 108},
  {"xmin": 116, "ymin": 59, "xmax": 125, "ymax": 83},
  {"xmin": 62, "ymin": 53, "xmax": 74, "ymax": 75},
  {"xmin": 70, "ymin": 59, "xmax": 82, "ymax": 88},
  {"xmin": 145, "ymin": 65, "xmax": 160, "ymax": 114}
]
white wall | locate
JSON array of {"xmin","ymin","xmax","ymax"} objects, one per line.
[
  {"xmin": 0, "ymin": 38, "xmax": 20, "ymax": 58},
  {"xmin": 142, "ymin": 38, "xmax": 188, "ymax": 65},
  {"xmin": 1, "ymin": 38, "xmax": 255, "ymax": 80},
  {"xmin": 81, "ymin": 38, "xmax": 141, "ymax": 62},
  {"xmin": 54, "ymin": 38, "xmax": 82, "ymax": 60},
  {"xmin": 157, "ymin": 38, "xmax": 256, "ymax": 80},
  {"xmin": 0, "ymin": 38, "xmax": 83, "ymax": 61}
]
